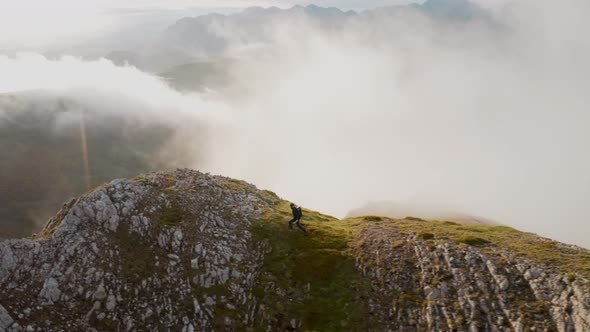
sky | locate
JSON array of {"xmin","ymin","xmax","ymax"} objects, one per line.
[{"xmin": 0, "ymin": 0, "xmax": 421, "ymax": 50}]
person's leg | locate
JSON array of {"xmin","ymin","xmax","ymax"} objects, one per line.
[
  {"xmin": 296, "ymin": 220, "xmax": 307, "ymax": 234},
  {"xmin": 288, "ymin": 218, "xmax": 296, "ymax": 229}
]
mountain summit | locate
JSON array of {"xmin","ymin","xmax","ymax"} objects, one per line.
[{"xmin": 1, "ymin": 169, "xmax": 589, "ymax": 331}]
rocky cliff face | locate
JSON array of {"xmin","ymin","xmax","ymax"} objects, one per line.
[
  {"xmin": 0, "ymin": 169, "xmax": 589, "ymax": 332},
  {"xmin": 353, "ymin": 221, "xmax": 590, "ymax": 331}
]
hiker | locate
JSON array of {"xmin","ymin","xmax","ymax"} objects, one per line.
[{"xmin": 289, "ymin": 203, "xmax": 307, "ymax": 234}]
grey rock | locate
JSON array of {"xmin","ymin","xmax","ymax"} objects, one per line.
[
  {"xmin": 0, "ymin": 304, "xmax": 14, "ymax": 329},
  {"xmin": 145, "ymin": 308, "xmax": 153, "ymax": 319},
  {"xmin": 39, "ymin": 277, "xmax": 61, "ymax": 304},
  {"xmin": 191, "ymin": 258, "xmax": 199, "ymax": 269},
  {"xmin": 194, "ymin": 243, "xmax": 203, "ymax": 255},
  {"xmin": 93, "ymin": 284, "xmax": 107, "ymax": 301},
  {"xmin": 193, "ymin": 298, "xmax": 201, "ymax": 314},
  {"xmin": 424, "ymin": 286, "xmax": 440, "ymax": 301},
  {"xmin": 215, "ymin": 217, "xmax": 226, "ymax": 228},
  {"xmin": 106, "ymin": 294, "xmax": 117, "ymax": 311},
  {"xmin": 524, "ymin": 268, "xmax": 542, "ymax": 281}
]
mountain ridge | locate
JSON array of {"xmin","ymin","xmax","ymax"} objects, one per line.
[
  {"xmin": 106, "ymin": 0, "xmax": 492, "ymax": 71},
  {"xmin": 0, "ymin": 169, "xmax": 589, "ymax": 331}
]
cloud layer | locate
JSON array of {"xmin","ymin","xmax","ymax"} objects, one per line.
[
  {"xmin": 203, "ymin": 0, "xmax": 590, "ymax": 247},
  {"xmin": 0, "ymin": 54, "xmax": 224, "ymax": 237},
  {"xmin": 1, "ymin": 0, "xmax": 589, "ymax": 248}
]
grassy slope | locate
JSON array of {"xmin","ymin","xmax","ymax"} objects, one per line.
[
  {"xmin": 253, "ymin": 201, "xmax": 374, "ymax": 331},
  {"xmin": 381, "ymin": 216, "xmax": 590, "ymax": 280},
  {"xmin": 251, "ymin": 199, "xmax": 589, "ymax": 331}
]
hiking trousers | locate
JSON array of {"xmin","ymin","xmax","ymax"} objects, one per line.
[{"xmin": 289, "ymin": 218, "xmax": 307, "ymax": 233}]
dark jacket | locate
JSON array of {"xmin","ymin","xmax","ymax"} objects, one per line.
[{"xmin": 291, "ymin": 205, "xmax": 303, "ymax": 220}]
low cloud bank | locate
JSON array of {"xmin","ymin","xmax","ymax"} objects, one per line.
[{"xmin": 0, "ymin": 54, "xmax": 225, "ymax": 237}]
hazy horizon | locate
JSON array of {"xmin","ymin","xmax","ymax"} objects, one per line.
[{"xmin": 1, "ymin": 0, "xmax": 423, "ymax": 50}]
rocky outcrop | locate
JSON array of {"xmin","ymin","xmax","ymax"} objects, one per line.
[
  {"xmin": 354, "ymin": 222, "xmax": 590, "ymax": 331},
  {"xmin": 0, "ymin": 169, "xmax": 277, "ymax": 331},
  {"xmin": 0, "ymin": 169, "xmax": 588, "ymax": 331}
]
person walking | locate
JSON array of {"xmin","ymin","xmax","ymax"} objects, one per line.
[{"xmin": 288, "ymin": 203, "xmax": 307, "ymax": 234}]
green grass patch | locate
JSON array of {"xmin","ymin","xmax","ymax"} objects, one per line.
[
  {"xmin": 301, "ymin": 208, "xmax": 338, "ymax": 223},
  {"xmin": 261, "ymin": 189, "xmax": 280, "ymax": 201},
  {"xmin": 405, "ymin": 216, "xmax": 426, "ymax": 222},
  {"xmin": 363, "ymin": 216, "xmax": 383, "ymax": 222},
  {"xmin": 111, "ymin": 225, "xmax": 156, "ymax": 282},
  {"xmin": 391, "ymin": 239, "xmax": 405, "ymax": 249},
  {"xmin": 153, "ymin": 191, "xmax": 185, "ymax": 230},
  {"xmin": 132, "ymin": 176, "xmax": 148, "ymax": 183},
  {"xmin": 441, "ymin": 221, "xmax": 459, "ymax": 226},
  {"xmin": 252, "ymin": 201, "xmax": 373, "ymax": 331},
  {"xmin": 398, "ymin": 293, "xmax": 423, "ymax": 305},
  {"xmin": 454, "ymin": 235, "xmax": 490, "ymax": 246},
  {"xmin": 156, "ymin": 205, "xmax": 184, "ymax": 227},
  {"xmin": 161, "ymin": 175, "xmax": 177, "ymax": 188},
  {"xmin": 221, "ymin": 178, "xmax": 253, "ymax": 193},
  {"xmin": 417, "ymin": 232, "xmax": 435, "ymax": 240}
]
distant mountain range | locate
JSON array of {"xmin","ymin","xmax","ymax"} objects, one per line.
[{"xmin": 106, "ymin": 0, "xmax": 491, "ymax": 72}]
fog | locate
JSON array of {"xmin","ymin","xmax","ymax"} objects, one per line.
[
  {"xmin": 1, "ymin": 0, "xmax": 589, "ymax": 247},
  {"xmin": 205, "ymin": 0, "xmax": 590, "ymax": 247},
  {"xmin": 0, "ymin": 54, "xmax": 225, "ymax": 238}
]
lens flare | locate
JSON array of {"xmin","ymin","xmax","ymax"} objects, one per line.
[{"xmin": 79, "ymin": 112, "xmax": 91, "ymax": 190}]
